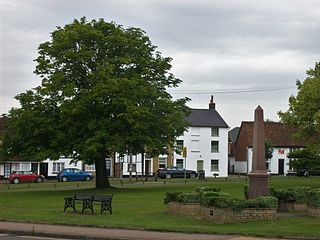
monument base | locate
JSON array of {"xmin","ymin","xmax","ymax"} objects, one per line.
[{"xmin": 248, "ymin": 172, "xmax": 269, "ymax": 199}]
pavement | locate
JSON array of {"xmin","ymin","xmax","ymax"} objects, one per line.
[{"xmin": 0, "ymin": 222, "xmax": 295, "ymax": 240}]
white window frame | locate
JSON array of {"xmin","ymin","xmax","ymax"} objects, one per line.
[
  {"xmin": 211, "ymin": 127, "xmax": 219, "ymax": 137},
  {"xmin": 53, "ymin": 162, "xmax": 65, "ymax": 173},
  {"xmin": 211, "ymin": 141, "xmax": 219, "ymax": 153},
  {"xmin": 211, "ymin": 159, "xmax": 219, "ymax": 171}
]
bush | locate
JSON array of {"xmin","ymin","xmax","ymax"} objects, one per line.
[
  {"xmin": 195, "ymin": 186, "xmax": 221, "ymax": 193},
  {"xmin": 164, "ymin": 192, "xmax": 182, "ymax": 204},
  {"xmin": 200, "ymin": 192, "xmax": 232, "ymax": 207},
  {"xmin": 270, "ymin": 187, "xmax": 311, "ymax": 203},
  {"xmin": 177, "ymin": 193, "xmax": 200, "ymax": 204},
  {"xmin": 307, "ymin": 191, "xmax": 320, "ymax": 208}
]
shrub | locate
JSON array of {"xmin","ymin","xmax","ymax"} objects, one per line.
[
  {"xmin": 307, "ymin": 191, "xmax": 320, "ymax": 208},
  {"xmin": 270, "ymin": 187, "xmax": 311, "ymax": 203},
  {"xmin": 195, "ymin": 186, "xmax": 221, "ymax": 193},
  {"xmin": 177, "ymin": 193, "xmax": 200, "ymax": 204},
  {"xmin": 200, "ymin": 192, "xmax": 231, "ymax": 207},
  {"xmin": 164, "ymin": 192, "xmax": 182, "ymax": 204}
]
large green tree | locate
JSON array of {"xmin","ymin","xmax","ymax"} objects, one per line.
[{"xmin": 1, "ymin": 18, "xmax": 189, "ymax": 188}]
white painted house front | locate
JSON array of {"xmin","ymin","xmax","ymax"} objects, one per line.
[{"xmin": 172, "ymin": 98, "xmax": 229, "ymax": 177}]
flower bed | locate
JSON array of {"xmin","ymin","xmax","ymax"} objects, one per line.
[{"xmin": 165, "ymin": 187, "xmax": 277, "ymax": 223}]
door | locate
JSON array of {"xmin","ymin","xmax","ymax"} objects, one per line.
[
  {"xmin": 145, "ymin": 160, "xmax": 151, "ymax": 176},
  {"xmin": 31, "ymin": 163, "xmax": 38, "ymax": 174},
  {"xmin": 278, "ymin": 159, "xmax": 285, "ymax": 175},
  {"xmin": 197, "ymin": 160, "xmax": 204, "ymax": 171},
  {"xmin": 105, "ymin": 159, "xmax": 111, "ymax": 177},
  {"xmin": 40, "ymin": 163, "xmax": 48, "ymax": 177},
  {"xmin": 4, "ymin": 163, "xmax": 11, "ymax": 179}
]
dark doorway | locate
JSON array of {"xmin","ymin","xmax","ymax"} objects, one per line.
[
  {"xmin": 40, "ymin": 163, "xmax": 48, "ymax": 177},
  {"xmin": 31, "ymin": 163, "xmax": 38, "ymax": 174},
  {"xmin": 145, "ymin": 160, "xmax": 151, "ymax": 176},
  {"xmin": 105, "ymin": 159, "xmax": 111, "ymax": 177},
  {"xmin": 278, "ymin": 159, "xmax": 285, "ymax": 175}
]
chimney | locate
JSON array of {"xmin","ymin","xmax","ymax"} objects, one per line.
[{"xmin": 209, "ymin": 95, "xmax": 215, "ymax": 110}]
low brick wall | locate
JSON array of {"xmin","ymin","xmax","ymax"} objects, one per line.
[
  {"xmin": 278, "ymin": 200, "xmax": 307, "ymax": 212},
  {"xmin": 167, "ymin": 202, "xmax": 277, "ymax": 223},
  {"xmin": 167, "ymin": 202, "xmax": 201, "ymax": 218},
  {"xmin": 307, "ymin": 207, "xmax": 320, "ymax": 217}
]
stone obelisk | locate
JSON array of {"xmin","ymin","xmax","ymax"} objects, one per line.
[{"xmin": 248, "ymin": 105, "xmax": 269, "ymax": 199}]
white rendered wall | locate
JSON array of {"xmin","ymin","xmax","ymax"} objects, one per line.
[
  {"xmin": 173, "ymin": 127, "xmax": 229, "ymax": 177},
  {"xmin": 44, "ymin": 158, "xmax": 83, "ymax": 177},
  {"xmin": 229, "ymin": 157, "xmax": 248, "ymax": 174},
  {"xmin": 247, "ymin": 147, "xmax": 293, "ymax": 175}
]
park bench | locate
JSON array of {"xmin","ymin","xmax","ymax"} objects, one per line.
[{"xmin": 64, "ymin": 192, "xmax": 113, "ymax": 214}]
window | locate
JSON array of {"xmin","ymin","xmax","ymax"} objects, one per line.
[
  {"xmin": 53, "ymin": 162, "xmax": 64, "ymax": 172},
  {"xmin": 127, "ymin": 164, "xmax": 137, "ymax": 172},
  {"xmin": 211, "ymin": 159, "xmax": 219, "ymax": 171},
  {"xmin": 176, "ymin": 140, "xmax": 184, "ymax": 153},
  {"xmin": 211, "ymin": 141, "xmax": 219, "ymax": 152},
  {"xmin": 211, "ymin": 127, "xmax": 219, "ymax": 137},
  {"xmin": 191, "ymin": 127, "xmax": 200, "ymax": 136},
  {"xmin": 191, "ymin": 140, "xmax": 200, "ymax": 152},
  {"xmin": 21, "ymin": 163, "xmax": 30, "ymax": 171},
  {"xmin": 176, "ymin": 159, "xmax": 184, "ymax": 168},
  {"xmin": 159, "ymin": 157, "xmax": 167, "ymax": 169},
  {"xmin": 11, "ymin": 163, "xmax": 20, "ymax": 171},
  {"xmin": 85, "ymin": 164, "xmax": 96, "ymax": 171}
]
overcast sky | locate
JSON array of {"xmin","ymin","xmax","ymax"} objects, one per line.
[{"xmin": 1, "ymin": 0, "xmax": 319, "ymax": 128}]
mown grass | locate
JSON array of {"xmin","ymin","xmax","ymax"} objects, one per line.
[{"xmin": 0, "ymin": 176, "xmax": 320, "ymax": 238}]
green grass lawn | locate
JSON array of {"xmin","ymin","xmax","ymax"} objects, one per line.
[{"xmin": 0, "ymin": 176, "xmax": 320, "ymax": 238}]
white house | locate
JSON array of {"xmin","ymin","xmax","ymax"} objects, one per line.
[
  {"xmin": 171, "ymin": 97, "xmax": 229, "ymax": 177},
  {"xmin": 113, "ymin": 97, "xmax": 229, "ymax": 178}
]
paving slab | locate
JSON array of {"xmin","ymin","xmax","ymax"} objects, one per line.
[{"xmin": 0, "ymin": 222, "xmax": 291, "ymax": 240}]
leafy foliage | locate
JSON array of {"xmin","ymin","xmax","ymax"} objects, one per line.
[
  {"xmin": 164, "ymin": 192, "xmax": 182, "ymax": 204},
  {"xmin": 279, "ymin": 61, "xmax": 320, "ymax": 145},
  {"xmin": 269, "ymin": 187, "xmax": 312, "ymax": 203},
  {"xmin": 195, "ymin": 186, "xmax": 221, "ymax": 193},
  {"xmin": 265, "ymin": 139, "xmax": 273, "ymax": 160},
  {"xmin": 287, "ymin": 148, "xmax": 320, "ymax": 171},
  {"xmin": 1, "ymin": 18, "xmax": 190, "ymax": 188},
  {"xmin": 177, "ymin": 193, "xmax": 200, "ymax": 204}
]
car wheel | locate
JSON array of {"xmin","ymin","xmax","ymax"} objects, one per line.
[
  {"xmin": 190, "ymin": 173, "xmax": 196, "ymax": 178},
  {"xmin": 165, "ymin": 173, "xmax": 171, "ymax": 179},
  {"xmin": 13, "ymin": 178, "xmax": 20, "ymax": 184},
  {"xmin": 61, "ymin": 176, "xmax": 68, "ymax": 182},
  {"xmin": 84, "ymin": 176, "xmax": 91, "ymax": 181},
  {"xmin": 36, "ymin": 177, "xmax": 43, "ymax": 183}
]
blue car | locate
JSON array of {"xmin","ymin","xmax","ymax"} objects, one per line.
[{"xmin": 57, "ymin": 168, "xmax": 93, "ymax": 182}]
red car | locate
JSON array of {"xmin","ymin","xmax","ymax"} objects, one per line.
[{"xmin": 9, "ymin": 171, "xmax": 44, "ymax": 184}]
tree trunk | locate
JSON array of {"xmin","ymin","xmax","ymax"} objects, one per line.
[{"xmin": 95, "ymin": 157, "xmax": 111, "ymax": 189}]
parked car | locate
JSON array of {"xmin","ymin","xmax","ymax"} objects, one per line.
[
  {"xmin": 57, "ymin": 168, "xmax": 93, "ymax": 182},
  {"xmin": 157, "ymin": 166, "xmax": 198, "ymax": 179},
  {"xmin": 297, "ymin": 169, "xmax": 320, "ymax": 176},
  {"xmin": 9, "ymin": 171, "xmax": 44, "ymax": 184}
]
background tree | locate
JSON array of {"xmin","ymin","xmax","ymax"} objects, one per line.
[
  {"xmin": 279, "ymin": 61, "xmax": 320, "ymax": 171},
  {"xmin": 287, "ymin": 147, "xmax": 320, "ymax": 171},
  {"xmin": 279, "ymin": 61, "xmax": 320, "ymax": 143},
  {"xmin": 1, "ymin": 18, "xmax": 190, "ymax": 188},
  {"xmin": 265, "ymin": 139, "xmax": 273, "ymax": 160}
]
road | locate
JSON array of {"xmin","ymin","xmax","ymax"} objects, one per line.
[{"xmin": 0, "ymin": 233, "xmax": 71, "ymax": 240}]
